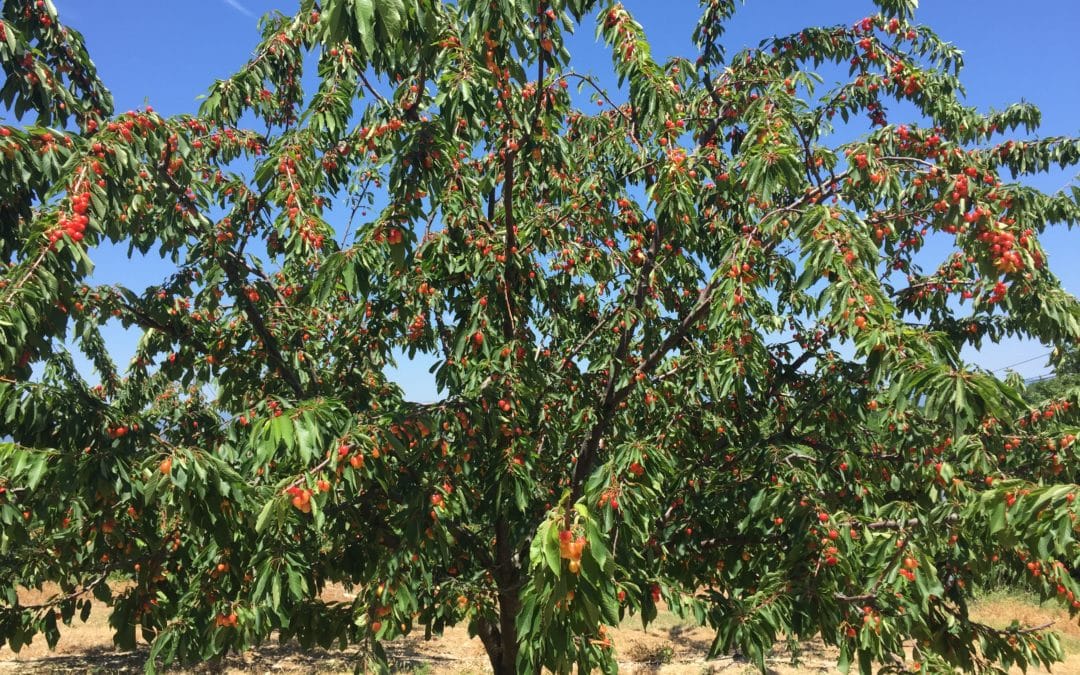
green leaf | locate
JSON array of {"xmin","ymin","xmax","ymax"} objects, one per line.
[
  {"xmin": 352, "ymin": 0, "xmax": 375, "ymax": 54},
  {"xmin": 542, "ymin": 520, "xmax": 562, "ymax": 576},
  {"xmin": 255, "ymin": 497, "xmax": 277, "ymax": 534}
]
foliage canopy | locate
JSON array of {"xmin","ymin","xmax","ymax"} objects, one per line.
[{"xmin": 3, "ymin": 0, "xmax": 1080, "ymax": 672}]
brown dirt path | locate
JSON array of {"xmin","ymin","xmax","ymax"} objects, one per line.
[{"xmin": 3, "ymin": 586, "xmax": 1078, "ymax": 673}]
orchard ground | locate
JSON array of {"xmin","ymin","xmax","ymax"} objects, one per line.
[{"xmin": 1, "ymin": 586, "xmax": 1077, "ymax": 674}]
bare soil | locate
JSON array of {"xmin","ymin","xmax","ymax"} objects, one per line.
[{"xmin": 1, "ymin": 586, "xmax": 1076, "ymax": 674}]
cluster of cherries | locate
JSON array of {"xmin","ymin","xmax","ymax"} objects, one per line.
[
  {"xmin": 49, "ymin": 190, "xmax": 91, "ymax": 245},
  {"xmin": 987, "ymin": 280, "xmax": 1009, "ymax": 305},
  {"xmin": 214, "ymin": 611, "xmax": 239, "ymax": 628},
  {"xmin": 338, "ymin": 442, "xmax": 365, "ymax": 469},
  {"xmin": 814, "ymin": 513, "xmax": 843, "ymax": 566},
  {"xmin": 898, "ymin": 555, "xmax": 919, "ymax": 582},
  {"xmin": 1019, "ymin": 399, "xmax": 1071, "ymax": 427},
  {"xmin": 359, "ymin": 118, "xmax": 405, "ymax": 151},
  {"xmin": 558, "ymin": 529, "xmax": 587, "ymax": 574},
  {"xmin": 407, "ymin": 313, "xmax": 426, "ymax": 342},
  {"xmin": 286, "ymin": 485, "xmax": 313, "ymax": 513},
  {"xmin": 976, "ymin": 224, "xmax": 1034, "ymax": 275},
  {"xmin": 373, "ymin": 225, "xmax": 404, "ymax": 245}
]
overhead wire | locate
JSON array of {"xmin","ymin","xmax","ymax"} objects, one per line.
[{"xmin": 990, "ymin": 352, "xmax": 1053, "ymax": 373}]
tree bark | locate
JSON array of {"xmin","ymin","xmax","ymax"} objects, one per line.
[
  {"xmin": 474, "ymin": 618, "xmax": 506, "ymax": 675},
  {"xmin": 476, "ymin": 589, "xmax": 523, "ymax": 675},
  {"xmin": 486, "ymin": 514, "xmax": 522, "ymax": 675}
]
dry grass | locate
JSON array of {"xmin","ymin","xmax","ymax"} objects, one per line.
[
  {"xmin": 969, "ymin": 588, "xmax": 1080, "ymax": 674},
  {"xmin": 972, "ymin": 589, "xmax": 1080, "ymax": 648},
  {"xmin": 1, "ymin": 586, "xmax": 1078, "ymax": 674}
]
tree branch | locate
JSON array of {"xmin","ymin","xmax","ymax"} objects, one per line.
[{"xmin": 154, "ymin": 152, "xmax": 306, "ymax": 398}]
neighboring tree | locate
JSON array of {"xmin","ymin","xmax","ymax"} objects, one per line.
[
  {"xmin": 1023, "ymin": 344, "xmax": 1080, "ymax": 403},
  {"xmin": 4, "ymin": 0, "xmax": 1080, "ymax": 673}
]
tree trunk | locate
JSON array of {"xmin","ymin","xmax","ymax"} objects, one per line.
[
  {"xmin": 478, "ymin": 515, "xmax": 525, "ymax": 675},
  {"xmin": 493, "ymin": 583, "xmax": 521, "ymax": 674},
  {"xmin": 475, "ymin": 591, "xmax": 525, "ymax": 675},
  {"xmin": 476, "ymin": 601, "xmax": 522, "ymax": 675},
  {"xmin": 475, "ymin": 618, "xmax": 508, "ymax": 675}
]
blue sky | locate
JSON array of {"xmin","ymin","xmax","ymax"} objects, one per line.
[{"xmin": 43, "ymin": 0, "xmax": 1080, "ymax": 397}]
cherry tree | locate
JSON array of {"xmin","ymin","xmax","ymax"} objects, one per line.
[{"xmin": 3, "ymin": 0, "xmax": 1080, "ymax": 672}]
